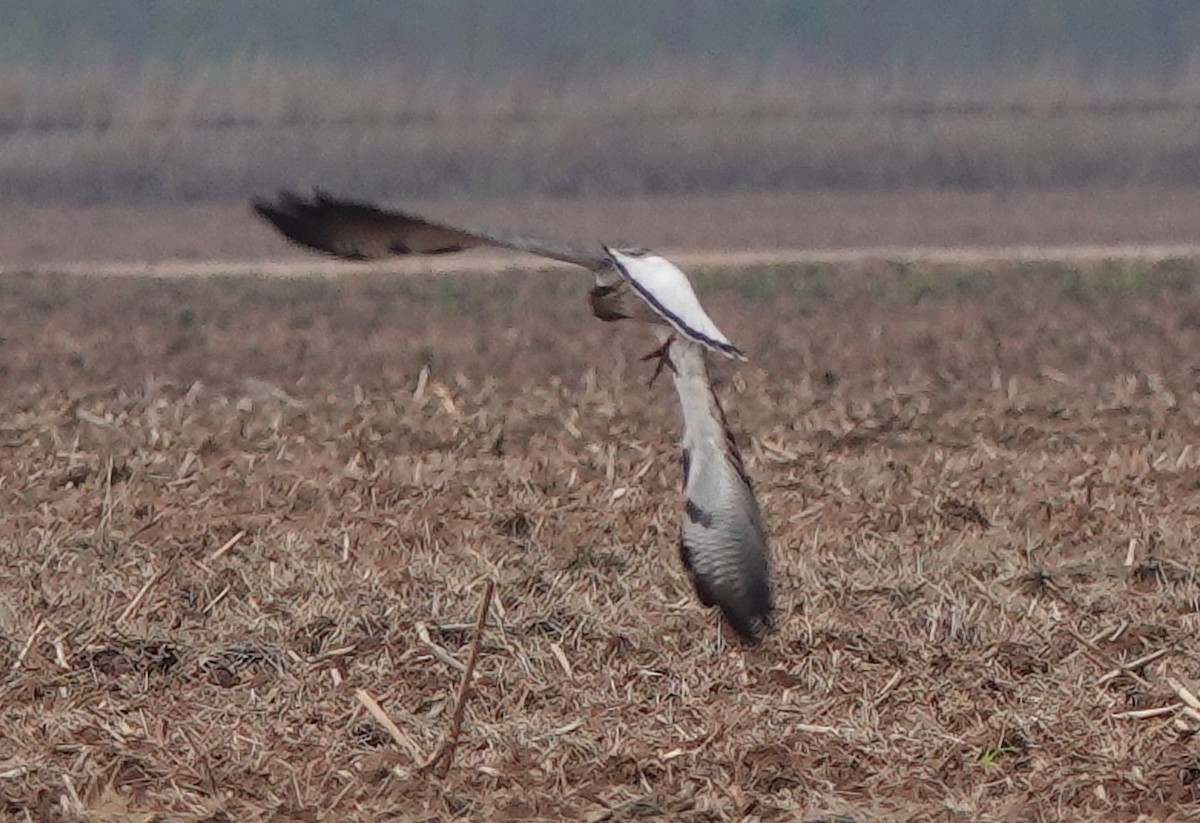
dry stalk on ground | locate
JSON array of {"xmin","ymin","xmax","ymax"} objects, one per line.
[{"xmin": 420, "ymin": 578, "xmax": 496, "ymax": 778}]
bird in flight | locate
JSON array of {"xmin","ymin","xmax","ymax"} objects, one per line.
[{"xmin": 252, "ymin": 190, "xmax": 774, "ymax": 643}]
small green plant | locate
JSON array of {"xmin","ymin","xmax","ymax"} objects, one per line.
[
  {"xmin": 898, "ymin": 267, "xmax": 997, "ymax": 303},
  {"xmin": 1095, "ymin": 261, "xmax": 1148, "ymax": 295},
  {"xmin": 288, "ymin": 310, "xmax": 315, "ymax": 330},
  {"xmin": 1055, "ymin": 268, "xmax": 1092, "ymax": 303},
  {"xmin": 737, "ymin": 266, "xmax": 780, "ymax": 305},
  {"xmin": 792, "ymin": 263, "xmax": 834, "ymax": 304},
  {"xmin": 432, "ymin": 277, "xmax": 472, "ymax": 313},
  {"xmin": 975, "ymin": 744, "xmax": 1019, "ymax": 767},
  {"xmin": 698, "ymin": 263, "xmax": 835, "ymax": 308}
]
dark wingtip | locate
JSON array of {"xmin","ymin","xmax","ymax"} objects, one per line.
[
  {"xmin": 249, "ymin": 193, "xmax": 275, "ymax": 213},
  {"xmin": 250, "ymin": 189, "xmax": 301, "ymax": 220},
  {"xmin": 722, "ymin": 600, "xmax": 775, "ymax": 645},
  {"xmin": 719, "ymin": 340, "xmax": 748, "ymax": 361},
  {"xmin": 250, "ymin": 190, "xmax": 343, "ymax": 257},
  {"xmin": 249, "ymin": 196, "xmax": 286, "ymax": 230}
]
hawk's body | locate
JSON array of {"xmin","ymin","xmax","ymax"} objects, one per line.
[{"xmin": 252, "ymin": 190, "xmax": 773, "ymax": 642}]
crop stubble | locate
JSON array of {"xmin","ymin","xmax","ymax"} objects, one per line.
[{"xmin": 1, "ymin": 258, "xmax": 1199, "ymax": 820}]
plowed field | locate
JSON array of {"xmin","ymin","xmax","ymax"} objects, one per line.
[{"xmin": 2, "ymin": 256, "xmax": 1199, "ymax": 820}]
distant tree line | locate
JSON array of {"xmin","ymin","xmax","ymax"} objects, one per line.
[{"xmin": 5, "ymin": 0, "xmax": 1200, "ymax": 82}]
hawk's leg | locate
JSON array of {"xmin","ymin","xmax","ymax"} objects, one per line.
[{"xmin": 640, "ymin": 333, "xmax": 678, "ymax": 388}]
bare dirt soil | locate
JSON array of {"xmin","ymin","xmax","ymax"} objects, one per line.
[{"xmin": 2, "ymin": 257, "xmax": 1200, "ymax": 821}]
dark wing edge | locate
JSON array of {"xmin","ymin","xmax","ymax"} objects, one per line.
[{"xmin": 251, "ymin": 189, "xmax": 607, "ymax": 269}]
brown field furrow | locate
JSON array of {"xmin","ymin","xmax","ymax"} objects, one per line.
[{"xmin": 2, "ymin": 259, "xmax": 1200, "ymax": 820}]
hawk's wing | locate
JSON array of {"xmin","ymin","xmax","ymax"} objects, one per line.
[
  {"xmin": 252, "ymin": 190, "xmax": 607, "ymax": 270},
  {"xmin": 666, "ymin": 334, "xmax": 774, "ymax": 643},
  {"xmin": 252, "ymin": 191, "xmax": 749, "ymax": 360},
  {"xmin": 606, "ymin": 247, "xmax": 746, "ymax": 361}
]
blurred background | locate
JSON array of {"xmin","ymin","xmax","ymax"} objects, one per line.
[{"xmin": 3, "ymin": 0, "xmax": 1200, "ymax": 258}]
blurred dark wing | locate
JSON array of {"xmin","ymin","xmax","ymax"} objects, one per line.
[{"xmin": 252, "ymin": 190, "xmax": 606, "ymax": 269}]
